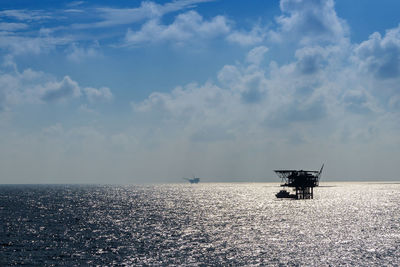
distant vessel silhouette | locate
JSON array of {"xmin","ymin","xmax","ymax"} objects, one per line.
[
  {"xmin": 183, "ymin": 177, "xmax": 200, "ymax": 184},
  {"xmin": 274, "ymin": 164, "xmax": 324, "ymax": 199},
  {"xmin": 275, "ymin": 189, "xmax": 297, "ymax": 199}
]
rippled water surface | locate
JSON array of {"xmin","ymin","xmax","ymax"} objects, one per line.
[{"xmin": 1, "ymin": 183, "xmax": 400, "ymax": 266}]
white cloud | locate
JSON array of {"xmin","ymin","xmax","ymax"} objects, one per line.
[
  {"xmin": 74, "ymin": 0, "xmax": 215, "ymax": 29},
  {"xmin": 124, "ymin": 8, "xmax": 268, "ymax": 47},
  {"xmin": 131, "ymin": 10, "xmax": 400, "ymax": 151},
  {"xmin": 342, "ymin": 89, "xmax": 378, "ymax": 114},
  {"xmin": 90, "ymin": 2, "xmax": 162, "ymax": 29},
  {"xmin": 0, "ymin": 9, "xmax": 51, "ymax": 21},
  {"xmin": 125, "ymin": 10, "xmax": 230, "ymax": 46},
  {"xmin": 217, "ymin": 63, "xmax": 269, "ymax": 105},
  {"xmin": 66, "ymin": 42, "xmax": 101, "ymax": 62},
  {"xmin": 0, "ymin": 22, "xmax": 28, "ymax": 31},
  {"xmin": 246, "ymin": 46, "xmax": 269, "ymax": 65},
  {"xmin": 227, "ymin": 25, "xmax": 266, "ymax": 46},
  {"xmin": 41, "ymin": 75, "xmax": 81, "ymax": 102},
  {"xmin": 272, "ymin": 0, "xmax": 348, "ymax": 45},
  {"xmin": 0, "ymin": 67, "xmax": 47, "ymax": 107},
  {"xmin": 0, "ymin": 31, "xmax": 72, "ymax": 56},
  {"xmin": 354, "ymin": 26, "xmax": 400, "ymax": 80},
  {"xmin": 133, "ymin": 46, "xmax": 333, "ymax": 145},
  {"xmin": 67, "ymin": 1, "xmax": 85, "ymax": 8},
  {"xmin": 0, "ymin": 0, "xmax": 264, "ymax": 54},
  {"xmin": 0, "ymin": 63, "xmax": 113, "ymax": 109},
  {"xmin": 294, "ymin": 46, "xmax": 327, "ymax": 75},
  {"xmin": 84, "ymin": 87, "xmax": 113, "ymax": 103}
]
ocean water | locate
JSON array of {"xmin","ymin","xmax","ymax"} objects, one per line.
[{"xmin": 1, "ymin": 182, "xmax": 400, "ymax": 266}]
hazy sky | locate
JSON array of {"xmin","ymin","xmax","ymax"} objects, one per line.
[{"xmin": 1, "ymin": 0, "xmax": 400, "ymax": 183}]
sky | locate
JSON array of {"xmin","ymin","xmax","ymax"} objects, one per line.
[{"xmin": 1, "ymin": 0, "xmax": 400, "ymax": 183}]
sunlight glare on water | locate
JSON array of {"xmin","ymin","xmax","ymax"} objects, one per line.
[{"xmin": 1, "ymin": 182, "xmax": 400, "ymax": 265}]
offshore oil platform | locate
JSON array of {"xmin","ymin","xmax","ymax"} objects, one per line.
[
  {"xmin": 183, "ymin": 176, "xmax": 200, "ymax": 184},
  {"xmin": 274, "ymin": 164, "xmax": 324, "ymax": 199}
]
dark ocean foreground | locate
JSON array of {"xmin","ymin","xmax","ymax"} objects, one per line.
[{"xmin": 1, "ymin": 183, "xmax": 400, "ymax": 266}]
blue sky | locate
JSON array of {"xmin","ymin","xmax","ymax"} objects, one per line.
[{"xmin": 1, "ymin": 0, "xmax": 400, "ymax": 183}]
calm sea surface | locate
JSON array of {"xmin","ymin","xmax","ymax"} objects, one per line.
[{"xmin": 1, "ymin": 183, "xmax": 400, "ymax": 266}]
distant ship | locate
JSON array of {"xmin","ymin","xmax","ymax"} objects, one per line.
[
  {"xmin": 183, "ymin": 177, "xmax": 200, "ymax": 184},
  {"xmin": 275, "ymin": 189, "xmax": 297, "ymax": 199}
]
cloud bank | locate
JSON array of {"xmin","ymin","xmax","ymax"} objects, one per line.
[{"xmin": 127, "ymin": 0, "xmax": 400, "ymax": 180}]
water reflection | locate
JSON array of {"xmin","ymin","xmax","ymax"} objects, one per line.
[{"xmin": 1, "ymin": 183, "xmax": 399, "ymax": 265}]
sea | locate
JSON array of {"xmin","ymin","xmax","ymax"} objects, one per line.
[{"xmin": 1, "ymin": 182, "xmax": 400, "ymax": 266}]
